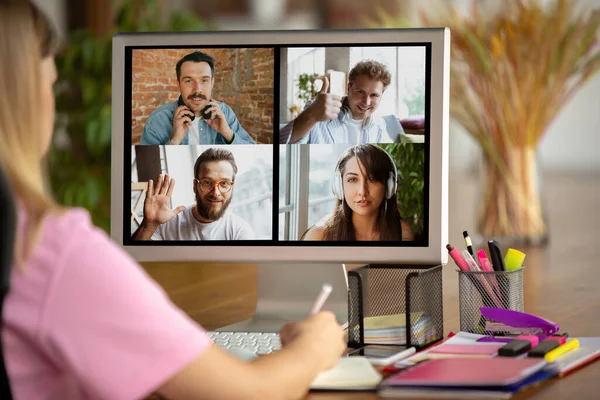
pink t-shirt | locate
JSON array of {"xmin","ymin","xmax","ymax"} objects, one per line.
[{"xmin": 3, "ymin": 208, "xmax": 212, "ymax": 399}]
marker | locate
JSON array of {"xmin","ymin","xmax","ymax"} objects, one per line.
[
  {"xmin": 309, "ymin": 284, "xmax": 332, "ymax": 315},
  {"xmin": 462, "ymin": 249, "xmax": 503, "ymax": 308},
  {"xmin": 446, "ymin": 244, "xmax": 469, "ymax": 271},
  {"xmin": 488, "ymin": 240, "xmax": 506, "ymax": 271},
  {"xmin": 544, "ymin": 338, "xmax": 580, "ymax": 363},
  {"xmin": 477, "ymin": 250, "xmax": 494, "ymax": 272},
  {"xmin": 504, "ymin": 248, "xmax": 526, "ymax": 271}
]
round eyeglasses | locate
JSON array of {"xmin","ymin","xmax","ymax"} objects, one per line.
[{"xmin": 196, "ymin": 178, "xmax": 233, "ymax": 193}]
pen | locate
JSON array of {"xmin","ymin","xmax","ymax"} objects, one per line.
[
  {"xmin": 462, "ymin": 249, "xmax": 503, "ymax": 308},
  {"xmin": 309, "ymin": 283, "xmax": 332, "ymax": 315},
  {"xmin": 463, "ymin": 230, "xmax": 480, "ymax": 268},
  {"xmin": 544, "ymin": 338, "xmax": 580, "ymax": 363},
  {"xmin": 477, "ymin": 249, "xmax": 502, "ymax": 298},
  {"xmin": 448, "ymin": 244, "xmax": 499, "ymax": 323},
  {"xmin": 368, "ymin": 347, "xmax": 417, "ymax": 367}
]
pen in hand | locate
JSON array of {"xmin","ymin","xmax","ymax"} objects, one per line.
[{"xmin": 309, "ymin": 284, "xmax": 333, "ymax": 316}]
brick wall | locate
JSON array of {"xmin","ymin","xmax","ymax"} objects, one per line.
[{"xmin": 132, "ymin": 47, "xmax": 274, "ymax": 144}]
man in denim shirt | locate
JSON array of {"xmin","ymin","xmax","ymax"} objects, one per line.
[
  {"xmin": 280, "ymin": 60, "xmax": 393, "ymax": 144},
  {"xmin": 141, "ymin": 51, "xmax": 256, "ymax": 145}
]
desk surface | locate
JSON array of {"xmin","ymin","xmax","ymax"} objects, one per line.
[{"xmin": 143, "ymin": 174, "xmax": 600, "ymax": 399}]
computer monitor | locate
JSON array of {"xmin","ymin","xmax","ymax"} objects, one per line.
[
  {"xmin": 111, "ymin": 28, "xmax": 449, "ymax": 264},
  {"xmin": 111, "ymin": 29, "xmax": 449, "ymax": 331}
]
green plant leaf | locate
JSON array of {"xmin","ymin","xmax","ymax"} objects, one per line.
[{"xmin": 49, "ymin": 0, "xmax": 208, "ymax": 234}]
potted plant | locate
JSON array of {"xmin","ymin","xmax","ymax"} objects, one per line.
[
  {"xmin": 373, "ymin": 0, "xmax": 599, "ymax": 244},
  {"xmin": 50, "ymin": 0, "xmax": 206, "ymax": 232}
]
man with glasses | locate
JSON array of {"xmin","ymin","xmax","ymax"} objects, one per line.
[
  {"xmin": 279, "ymin": 59, "xmax": 394, "ymax": 144},
  {"xmin": 132, "ymin": 148, "xmax": 255, "ymax": 240}
]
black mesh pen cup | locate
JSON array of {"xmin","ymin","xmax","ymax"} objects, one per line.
[{"xmin": 458, "ymin": 268, "xmax": 524, "ymax": 335}]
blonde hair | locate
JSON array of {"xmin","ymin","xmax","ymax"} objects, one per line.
[
  {"xmin": 0, "ymin": 0, "xmax": 61, "ymax": 263},
  {"xmin": 348, "ymin": 59, "xmax": 392, "ymax": 90}
]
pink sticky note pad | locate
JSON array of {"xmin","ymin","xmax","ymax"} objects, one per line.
[{"xmin": 429, "ymin": 344, "xmax": 503, "ymax": 355}]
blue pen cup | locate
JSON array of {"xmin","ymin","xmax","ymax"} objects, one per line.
[{"xmin": 458, "ymin": 268, "xmax": 524, "ymax": 335}]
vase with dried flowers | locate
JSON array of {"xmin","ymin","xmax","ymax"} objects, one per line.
[{"xmin": 372, "ymin": 0, "xmax": 599, "ymax": 245}]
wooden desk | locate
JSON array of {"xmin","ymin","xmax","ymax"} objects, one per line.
[{"xmin": 142, "ymin": 174, "xmax": 600, "ymax": 399}]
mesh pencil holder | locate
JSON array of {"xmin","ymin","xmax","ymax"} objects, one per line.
[
  {"xmin": 458, "ymin": 268, "xmax": 524, "ymax": 335},
  {"xmin": 347, "ymin": 264, "xmax": 444, "ymax": 350}
]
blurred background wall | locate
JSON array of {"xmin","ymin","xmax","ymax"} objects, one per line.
[{"xmin": 37, "ymin": 0, "xmax": 599, "ymax": 174}]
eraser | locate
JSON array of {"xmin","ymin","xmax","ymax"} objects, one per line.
[
  {"xmin": 528, "ymin": 341, "xmax": 560, "ymax": 358},
  {"xmin": 543, "ymin": 336, "xmax": 567, "ymax": 345},
  {"xmin": 498, "ymin": 339, "xmax": 532, "ymax": 357},
  {"xmin": 504, "ymin": 248, "xmax": 526, "ymax": 271},
  {"xmin": 516, "ymin": 335, "xmax": 539, "ymax": 347}
]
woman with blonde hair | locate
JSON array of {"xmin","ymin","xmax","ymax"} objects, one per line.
[{"xmin": 0, "ymin": 1, "xmax": 345, "ymax": 399}]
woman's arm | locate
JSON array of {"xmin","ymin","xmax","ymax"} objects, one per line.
[{"xmin": 157, "ymin": 312, "xmax": 346, "ymax": 400}]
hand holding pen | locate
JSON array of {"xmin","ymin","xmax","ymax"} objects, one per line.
[
  {"xmin": 279, "ymin": 283, "xmax": 346, "ymax": 370},
  {"xmin": 309, "ymin": 283, "xmax": 333, "ymax": 315}
]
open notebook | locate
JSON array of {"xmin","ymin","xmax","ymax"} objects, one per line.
[{"xmin": 310, "ymin": 357, "xmax": 382, "ymax": 390}]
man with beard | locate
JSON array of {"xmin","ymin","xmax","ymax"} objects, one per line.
[
  {"xmin": 140, "ymin": 51, "xmax": 256, "ymax": 145},
  {"xmin": 279, "ymin": 59, "xmax": 393, "ymax": 144},
  {"xmin": 132, "ymin": 148, "xmax": 255, "ymax": 240}
]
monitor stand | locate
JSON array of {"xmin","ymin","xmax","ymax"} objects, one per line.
[{"xmin": 216, "ymin": 263, "xmax": 349, "ymax": 333}]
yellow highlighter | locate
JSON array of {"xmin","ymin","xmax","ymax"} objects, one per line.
[
  {"xmin": 504, "ymin": 248, "xmax": 526, "ymax": 271},
  {"xmin": 544, "ymin": 338, "xmax": 580, "ymax": 362}
]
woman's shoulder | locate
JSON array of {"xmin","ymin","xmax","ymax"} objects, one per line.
[
  {"xmin": 22, "ymin": 207, "xmax": 106, "ymax": 261},
  {"xmin": 43, "ymin": 207, "xmax": 95, "ymax": 236},
  {"xmin": 302, "ymin": 225, "xmax": 327, "ymax": 240}
]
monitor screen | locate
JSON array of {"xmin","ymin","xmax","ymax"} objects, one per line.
[{"xmin": 111, "ymin": 29, "xmax": 449, "ymax": 265}]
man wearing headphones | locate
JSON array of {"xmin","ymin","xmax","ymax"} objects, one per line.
[
  {"xmin": 280, "ymin": 60, "xmax": 394, "ymax": 144},
  {"xmin": 302, "ymin": 144, "xmax": 414, "ymax": 241}
]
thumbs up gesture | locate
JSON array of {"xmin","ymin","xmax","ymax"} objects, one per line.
[{"xmin": 308, "ymin": 76, "xmax": 343, "ymax": 122}]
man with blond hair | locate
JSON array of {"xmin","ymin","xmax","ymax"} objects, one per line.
[{"xmin": 280, "ymin": 59, "xmax": 393, "ymax": 144}]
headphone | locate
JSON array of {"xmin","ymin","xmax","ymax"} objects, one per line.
[{"xmin": 332, "ymin": 146, "xmax": 398, "ymax": 201}]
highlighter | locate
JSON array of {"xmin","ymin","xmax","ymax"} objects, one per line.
[
  {"xmin": 544, "ymin": 338, "xmax": 580, "ymax": 363},
  {"xmin": 504, "ymin": 248, "xmax": 526, "ymax": 271}
]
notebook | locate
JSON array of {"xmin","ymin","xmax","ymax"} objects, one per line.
[
  {"xmin": 429, "ymin": 344, "xmax": 503, "ymax": 355},
  {"xmin": 310, "ymin": 356, "xmax": 382, "ymax": 390},
  {"xmin": 381, "ymin": 358, "xmax": 548, "ymax": 387},
  {"xmin": 378, "ymin": 369, "xmax": 556, "ymax": 399},
  {"xmin": 551, "ymin": 337, "xmax": 600, "ymax": 377},
  {"xmin": 363, "ymin": 313, "xmax": 437, "ymax": 345}
]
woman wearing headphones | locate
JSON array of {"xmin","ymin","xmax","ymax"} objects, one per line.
[
  {"xmin": 303, "ymin": 144, "xmax": 414, "ymax": 241},
  {"xmin": 0, "ymin": 1, "xmax": 345, "ymax": 399}
]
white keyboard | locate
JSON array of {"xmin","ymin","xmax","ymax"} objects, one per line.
[{"xmin": 208, "ymin": 331, "xmax": 282, "ymax": 356}]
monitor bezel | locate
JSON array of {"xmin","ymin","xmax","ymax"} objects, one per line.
[{"xmin": 111, "ymin": 28, "xmax": 449, "ymax": 265}]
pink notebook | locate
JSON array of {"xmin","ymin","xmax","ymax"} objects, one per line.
[
  {"xmin": 429, "ymin": 344, "xmax": 503, "ymax": 355},
  {"xmin": 384, "ymin": 358, "xmax": 547, "ymax": 387}
]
